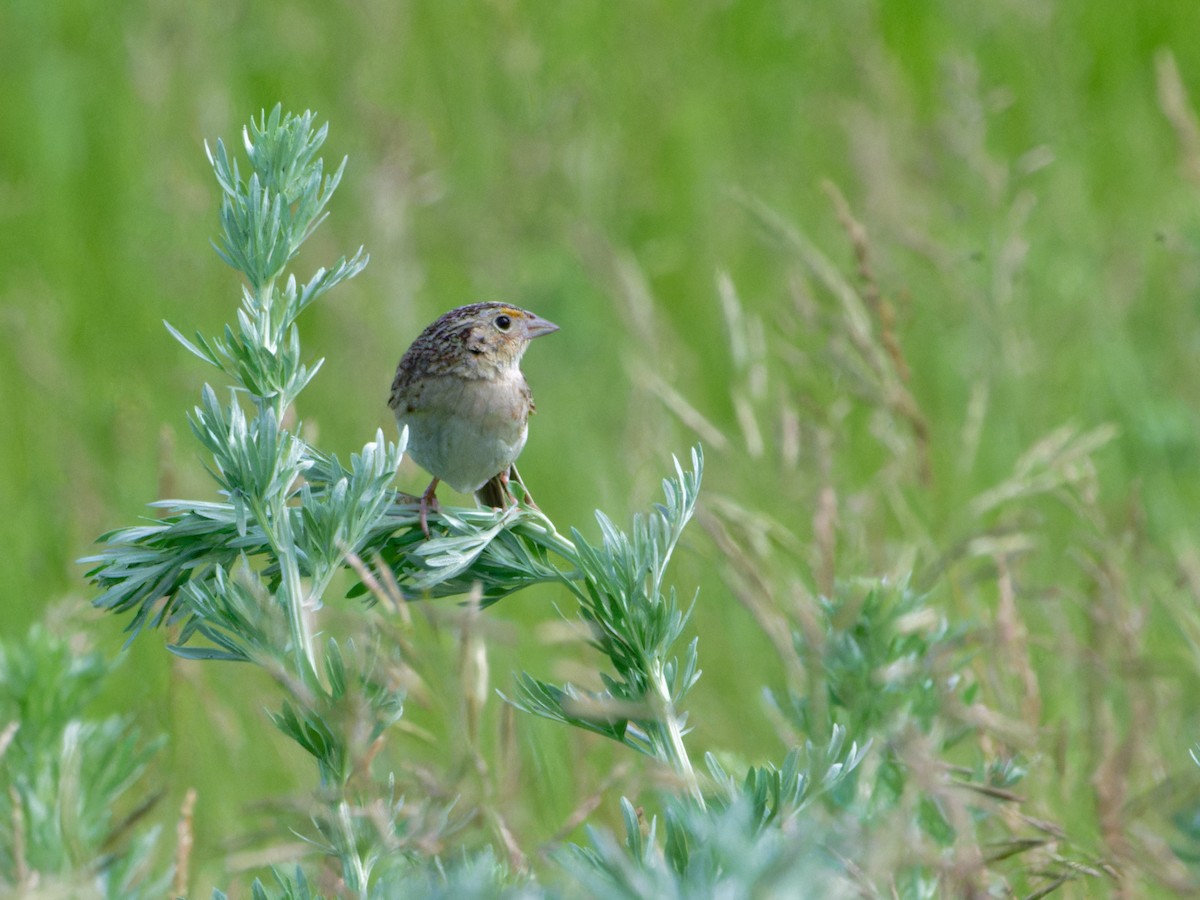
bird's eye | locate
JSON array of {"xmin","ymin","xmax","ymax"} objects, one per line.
[{"xmin": 494, "ymin": 314, "xmax": 512, "ymax": 331}]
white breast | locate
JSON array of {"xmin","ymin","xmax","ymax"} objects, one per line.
[{"xmin": 397, "ymin": 370, "xmax": 530, "ymax": 494}]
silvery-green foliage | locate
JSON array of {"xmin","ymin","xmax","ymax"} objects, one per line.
[{"xmin": 0, "ymin": 625, "xmax": 170, "ymax": 898}]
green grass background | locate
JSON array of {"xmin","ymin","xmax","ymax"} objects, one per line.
[{"xmin": 5, "ymin": 0, "xmax": 1200, "ymax": 892}]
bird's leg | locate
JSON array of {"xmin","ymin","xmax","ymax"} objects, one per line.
[{"xmin": 419, "ymin": 477, "xmax": 440, "ymax": 538}]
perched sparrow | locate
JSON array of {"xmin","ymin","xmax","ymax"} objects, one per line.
[{"xmin": 388, "ymin": 302, "xmax": 558, "ymax": 536}]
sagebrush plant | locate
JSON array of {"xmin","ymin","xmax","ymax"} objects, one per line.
[{"xmin": 74, "ymin": 107, "xmax": 878, "ymax": 897}]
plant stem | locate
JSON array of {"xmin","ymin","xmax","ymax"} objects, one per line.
[
  {"xmin": 337, "ymin": 799, "xmax": 369, "ymax": 899},
  {"xmin": 252, "ymin": 496, "xmax": 317, "ymax": 681},
  {"xmin": 650, "ymin": 663, "xmax": 704, "ymax": 809}
]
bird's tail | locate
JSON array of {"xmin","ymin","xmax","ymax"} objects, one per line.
[{"xmin": 475, "ymin": 463, "xmax": 537, "ymax": 509}]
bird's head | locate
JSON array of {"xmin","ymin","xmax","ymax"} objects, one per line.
[{"xmin": 446, "ymin": 302, "xmax": 559, "ymax": 369}]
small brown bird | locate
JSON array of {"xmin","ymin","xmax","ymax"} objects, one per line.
[{"xmin": 388, "ymin": 302, "xmax": 559, "ymax": 536}]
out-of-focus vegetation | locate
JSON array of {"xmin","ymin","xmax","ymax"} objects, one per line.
[{"xmin": 4, "ymin": 2, "xmax": 1200, "ymax": 895}]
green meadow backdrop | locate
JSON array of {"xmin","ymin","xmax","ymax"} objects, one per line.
[{"xmin": 5, "ymin": 1, "xmax": 1200, "ymax": 895}]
